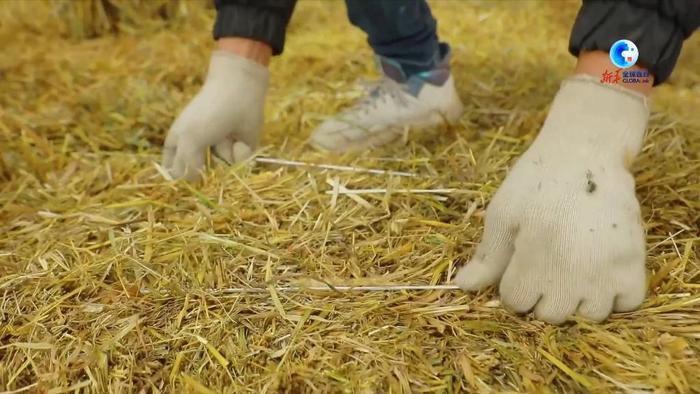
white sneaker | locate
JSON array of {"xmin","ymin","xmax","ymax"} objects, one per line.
[{"xmin": 309, "ymin": 53, "xmax": 464, "ymax": 152}]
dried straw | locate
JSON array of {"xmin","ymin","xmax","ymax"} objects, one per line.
[
  {"xmin": 255, "ymin": 157, "xmax": 418, "ymax": 178},
  {"xmin": 1, "ymin": 1, "xmax": 699, "ymax": 393}
]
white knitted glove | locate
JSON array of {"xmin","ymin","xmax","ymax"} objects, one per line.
[
  {"xmin": 455, "ymin": 75, "xmax": 649, "ymax": 324},
  {"xmin": 162, "ymin": 50, "xmax": 269, "ymax": 180}
]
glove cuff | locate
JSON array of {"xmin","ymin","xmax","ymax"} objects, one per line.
[
  {"xmin": 538, "ymin": 74, "xmax": 650, "ymax": 163},
  {"xmin": 207, "ymin": 50, "xmax": 270, "ymax": 86},
  {"xmin": 562, "ymin": 74, "xmax": 650, "ymax": 109}
]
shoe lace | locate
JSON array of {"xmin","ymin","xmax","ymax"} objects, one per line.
[{"xmin": 353, "ymin": 78, "xmax": 410, "ymax": 115}]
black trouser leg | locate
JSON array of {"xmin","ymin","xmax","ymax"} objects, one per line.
[
  {"xmin": 213, "ymin": 0, "xmax": 297, "ymax": 56},
  {"xmin": 569, "ymin": 0, "xmax": 700, "ymax": 85}
]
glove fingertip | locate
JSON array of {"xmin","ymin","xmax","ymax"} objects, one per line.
[
  {"xmin": 213, "ymin": 139, "xmax": 235, "ymax": 164},
  {"xmin": 162, "ymin": 147, "xmax": 176, "ymax": 169},
  {"xmin": 454, "ymin": 259, "xmax": 501, "ymax": 291},
  {"xmin": 232, "ymin": 142, "xmax": 254, "ymax": 163}
]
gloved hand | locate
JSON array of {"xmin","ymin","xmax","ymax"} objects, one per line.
[
  {"xmin": 455, "ymin": 75, "xmax": 649, "ymax": 324},
  {"xmin": 162, "ymin": 50, "xmax": 269, "ymax": 181}
]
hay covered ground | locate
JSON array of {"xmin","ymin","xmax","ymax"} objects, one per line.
[{"xmin": 1, "ymin": 1, "xmax": 699, "ymax": 392}]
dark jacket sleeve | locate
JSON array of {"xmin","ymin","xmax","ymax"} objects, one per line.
[
  {"xmin": 213, "ymin": 0, "xmax": 297, "ymax": 56},
  {"xmin": 569, "ymin": 0, "xmax": 700, "ymax": 85}
]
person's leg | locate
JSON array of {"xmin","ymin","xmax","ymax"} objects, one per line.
[
  {"xmin": 309, "ymin": 0, "xmax": 463, "ymax": 152},
  {"xmin": 344, "ymin": 0, "xmax": 444, "ymax": 78}
]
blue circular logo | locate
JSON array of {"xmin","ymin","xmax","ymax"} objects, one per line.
[{"xmin": 609, "ymin": 39, "xmax": 638, "ymax": 69}]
